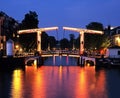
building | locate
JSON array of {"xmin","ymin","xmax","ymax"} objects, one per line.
[
  {"xmin": 104, "ymin": 27, "xmax": 120, "ymax": 58},
  {"xmin": 106, "ymin": 46, "xmax": 120, "ymax": 58},
  {"xmin": 103, "ymin": 26, "xmax": 120, "ymax": 58},
  {"xmin": 110, "ymin": 26, "xmax": 120, "ymax": 46},
  {"xmin": 0, "ymin": 11, "xmax": 19, "ymax": 56}
]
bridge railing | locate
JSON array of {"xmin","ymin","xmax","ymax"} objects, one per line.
[
  {"xmin": 42, "ymin": 50, "xmax": 79, "ymax": 55},
  {"xmin": 15, "ymin": 52, "xmax": 34, "ymax": 57},
  {"xmin": 14, "ymin": 50, "xmax": 80, "ymax": 57}
]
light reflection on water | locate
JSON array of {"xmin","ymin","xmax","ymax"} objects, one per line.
[
  {"xmin": 44, "ymin": 56, "xmax": 78, "ymax": 66},
  {"xmin": 11, "ymin": 70, "xmax": 24, "ymax": 98},
  {"xmin": 0, "ymin": 56, "xmax": 120, "ymax": 98}
]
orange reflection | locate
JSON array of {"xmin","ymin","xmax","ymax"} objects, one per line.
[
  {"xmin": 32, "ymin": 68, "xmax": 46, "ymax": 98},
  {"xmin": 75, "ymin": 67, "xmax": 89, "ymax": 98},
  {"xmin": 10, "ymin": 65, "xmax": 108, "ymax": 98},
  {"xmin": 58, "ymin": 65, "xmax": 64, "ymax": 87},
  {"xmin": 94, "ymin": 70, "xmax": 108, "ymax": 98},
  {"xmin": 59, "ymin": 65, "xmax": 63, "ymax": 80},
  {"xmin": 11, "ymin": 69, "xmax": 23, "ymax": 98},
  {"xmin": 75, "ymin": 67, "xmax": 108, "ymax": 98},
  {"xmin": 33, "ymin": 60, "xmax": 37, "ymax": 66},
  {"xmin": 25, "ymin": 66, "xmax": 46, "ymax": 98}
]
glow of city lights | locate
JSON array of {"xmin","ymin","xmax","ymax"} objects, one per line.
[
  {"xmin": 116, "ymin": 36, "xmax": 120, "ymax": 42},
  {"xmin": 33, "ymin": 60, "xmax": 37, "ymax": 65},
  {"xmin": 15, "ymin": 45, "xmax": 19, "ymax": 49},
  {"xmin": 19, "ymin": 48, "xmax": 22, "ymax": 52},
  {"xmin": 11, "ymin": 70, "xmax": 23, "ymax": 98}
]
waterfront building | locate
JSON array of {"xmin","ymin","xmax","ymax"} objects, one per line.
[
  {"xmin": 0, "ymin": 11, "xmax": 18, "ymax": 56},
  {"xmin": 110, "ymin": 26, "xmax": 120, "ymax": 46},
  {"xmin": 104, "ymin": 26, "xmax": 120, "ymax": 58},
  {"xmin": 106, "ymin": 46, "xmax": 120, "ymax": 58}
]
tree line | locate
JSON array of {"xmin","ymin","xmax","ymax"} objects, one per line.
[{"xmin": 0, "ymin": 11, "xmax": 111, "ymax": 52}]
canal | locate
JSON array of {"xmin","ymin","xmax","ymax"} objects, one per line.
[{"xmin": 0, "ymin": 56, "xmax": 120, "ymax": 98}]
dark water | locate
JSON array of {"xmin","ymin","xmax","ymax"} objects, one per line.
[
  {"xmin": 44, "ymin": 56, "xmax": 78, "ymax": 66},
  {"xmin": 0, "ymin": 56, "xmax": 120, "ymax": 98}
]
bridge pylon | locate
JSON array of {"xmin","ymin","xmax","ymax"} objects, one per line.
[
  {"xmin": 18, "ymin": 27, "xmax": 58, "ymax": 54},
  {"xmin": 63, "ymin": 27, "xmax": 103, "ymax": 55}
]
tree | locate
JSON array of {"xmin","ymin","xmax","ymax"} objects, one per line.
[
  {"xmin": 20, "ymin": 11, "xmax": 39, "ymax": 29},
  {"xmin": 48, "ymin": 36, "xmax": 56, "ymax": 49},
  {"xmin": 85, "ymin": 22, "xmax": 104, "ymax": 50},
  {"xmin": 86, "ymin": 22, "xmax": 104, "ymax": 31},
  {"xmin": 60, "ymin": 38, "xmax": 70, "ymax": 49},
  {"xmin": 41, "ymin": 32, "xmax": 49, "ymax": 50},
  {"xmin": 69, "ymin": 34, "xmax": 75, "ymax": 49},
  {"xmin": 19, "ymin": 11, "xmax": 39, "ymax": 51},
  {"xmin": 41, "ymin": 32, "xmax": 57, "ymax": 50},
  {"xmin": 74, "ymin": 35, "xmax": 80, "ymax": 49}
]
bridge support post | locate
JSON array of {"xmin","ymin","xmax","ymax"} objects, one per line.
[
  {"xmin": 79, "ymin": 31, "xmax": 84, "ymax": 55},
  {"xmin": 37, "ymin": 56, "xmax": 42, "ymax": 65},
  {"xmin": 37, "ymin": 31, "xmax": 42, "ymax": 54},
  {"xmin": 79, "ymin": 56, "xmax": 85, "ymax": 66}
]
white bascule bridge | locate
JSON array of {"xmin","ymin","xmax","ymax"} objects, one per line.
[
  {"xmin": 18, "ymin": 26, "xmax": 103, "ymax": 55},
  {"xmin": 18, "ymin": 26, "xmax": 103, "ymax": 66}
]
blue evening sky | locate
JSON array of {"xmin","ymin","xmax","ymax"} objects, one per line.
[{"xmin": 0, "ymin": 0, "xmax": 120, "ymax": 39}]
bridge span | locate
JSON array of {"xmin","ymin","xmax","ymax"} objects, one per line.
[{"xmin": 22, "ymin": 51, "xmax": 98, "ymax": 66}]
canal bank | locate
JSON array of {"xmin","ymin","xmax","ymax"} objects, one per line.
[
  {"xmin": 96, "ymin": 57, "xmax": 120, "ymax": 68},
  {"xmin": 0, "ymin": 57, "xmax": 25, "ymax": 71},
  {"xmin": 0, "ymin": 55, "xmax": 120, "ymax": 71}
]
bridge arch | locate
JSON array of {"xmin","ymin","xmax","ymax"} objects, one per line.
[
  {"xmin": 25, "ymin": 56, "xmax": 41, "ymax": 65},
  {"xmin": 80, "ymin": 56, "xmax": 96, "ymax": 66}
]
